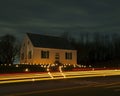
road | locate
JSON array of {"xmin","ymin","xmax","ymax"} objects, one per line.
[
  {"xmin": 0, "ymin": 76, "xmax": 120, "ymax": 96},
  {"xmin": 0, "ymin": 69, "xmax": 120, "ymax": 96},
  {"xmin": 0, "ymin": 69, "xmax": 120, "ymax": 84}
]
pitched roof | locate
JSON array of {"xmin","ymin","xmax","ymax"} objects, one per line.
[{"xmin": 27, "ymin": 33, "xmax": 75, "ymax": 50}]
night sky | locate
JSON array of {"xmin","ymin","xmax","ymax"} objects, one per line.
[{"xmin": 0, "ymin": 0, "xmax": 120, "ymax": 40}]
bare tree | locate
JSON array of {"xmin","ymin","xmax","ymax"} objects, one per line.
[{"xmin": 0, "ymin": 34, "xmax": 20, "ymax": 64}]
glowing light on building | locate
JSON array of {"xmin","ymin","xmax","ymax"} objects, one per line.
[
  {"xmin": 25, "ymin": 68, "xmax": 29, "ymax": 72},
  {"xmin": 16, "ymin": 65, "xmax": 19, "ymax": 67}
]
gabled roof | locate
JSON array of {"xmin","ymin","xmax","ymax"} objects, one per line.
[{"xmin": 27, "ymin": 33, "xmax": 75, "ymax": 50}]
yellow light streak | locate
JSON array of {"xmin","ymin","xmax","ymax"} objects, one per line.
[
  {"xmin": 59, "ymin": 66, "xmax": 66, "ymax": 78},
  {"xmin": 0, "ymin": 70, "xmax": 119, "ymax": 84}
]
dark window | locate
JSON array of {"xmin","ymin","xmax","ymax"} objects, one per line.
[
  {"xmin": 28, "ymin": 51, "xmax": 32, "ymax": 59},
  {"xmin": 41, "ymin": 51, "xmax": 49, "ymax": 59},
  {"xmin": 65, "ymin": 52, "xmax": 72, "ymax": 60},
  {"xmin": 65, "ymin": 52, "xmax": 67, "ymax": 59}
]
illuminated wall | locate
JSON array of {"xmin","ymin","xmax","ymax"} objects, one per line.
[
  {"xmin": 20, "ymin": 35, "xmax": 34, "ymax": 64},
  {"xmin": 20, "ymin": 34, "xmax": 77, "ymax": 65},
  {"xmin": 32, "ymin": 47, "xmax": 77, "ymax": 64}
]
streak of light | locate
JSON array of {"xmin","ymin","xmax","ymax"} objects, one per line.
[
  {"xmin": 48, "ymin": 72, "xmax": 54, "ymax": 79},
  {"xmin": 0, "ymin": 70, "xmax": 120, "ymax": 84},
  {"xmin": 59, "ymin": 66, "xmax": 66, "ymax": 78}
]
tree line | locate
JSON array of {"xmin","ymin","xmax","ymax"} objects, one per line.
[{"xmin": 61, "ymin": 32, "xmax": 120, "ymax": 67}]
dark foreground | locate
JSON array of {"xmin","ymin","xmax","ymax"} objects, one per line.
[{"xmin": 0, "ymin": 76, "xmax": 120, "ymax": 96}]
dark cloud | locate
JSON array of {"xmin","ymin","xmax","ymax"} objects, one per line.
[{"xmin": 0, "ymin": 0, "xmax": 120, "ymax": 40}]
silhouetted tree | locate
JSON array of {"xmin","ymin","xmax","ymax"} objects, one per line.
[{"xmin": 0, "ymin": 34, "xmax": 20, "ymax": 64}]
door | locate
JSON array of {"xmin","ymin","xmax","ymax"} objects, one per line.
[{"xmin": 55, "ymin": 53, "xmax": 60, "ymax": 64}]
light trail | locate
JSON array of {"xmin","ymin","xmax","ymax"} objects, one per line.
[
  {"xmin": 0, "ymin": 69, "xmax": 120, "ymax": 84},
  {"xmin": 47, "ymin": 66, "xmax": 54, "ymax": 78},
  {"xmin": 48, "ymin": 72, "xmax": 54, "ymax": 79},
  {"xmin": 59, "ymin": 66, "xmax": 66, "ymax": 78},
  {"xmin": 0, "ymin": 73, "xmax": 50, "ymax": 81}
]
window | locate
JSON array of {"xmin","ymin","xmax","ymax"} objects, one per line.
[
  {"xmin": 41, "ymin": 51, "xmax": 49, "ymax": 59},
  {"xmin": 28, "ymin": 51, "xmax": 32, "ymax": 59},
  {"xmin": 65, "ymin": 52, "xmax": 72, "ymax": 60}
]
